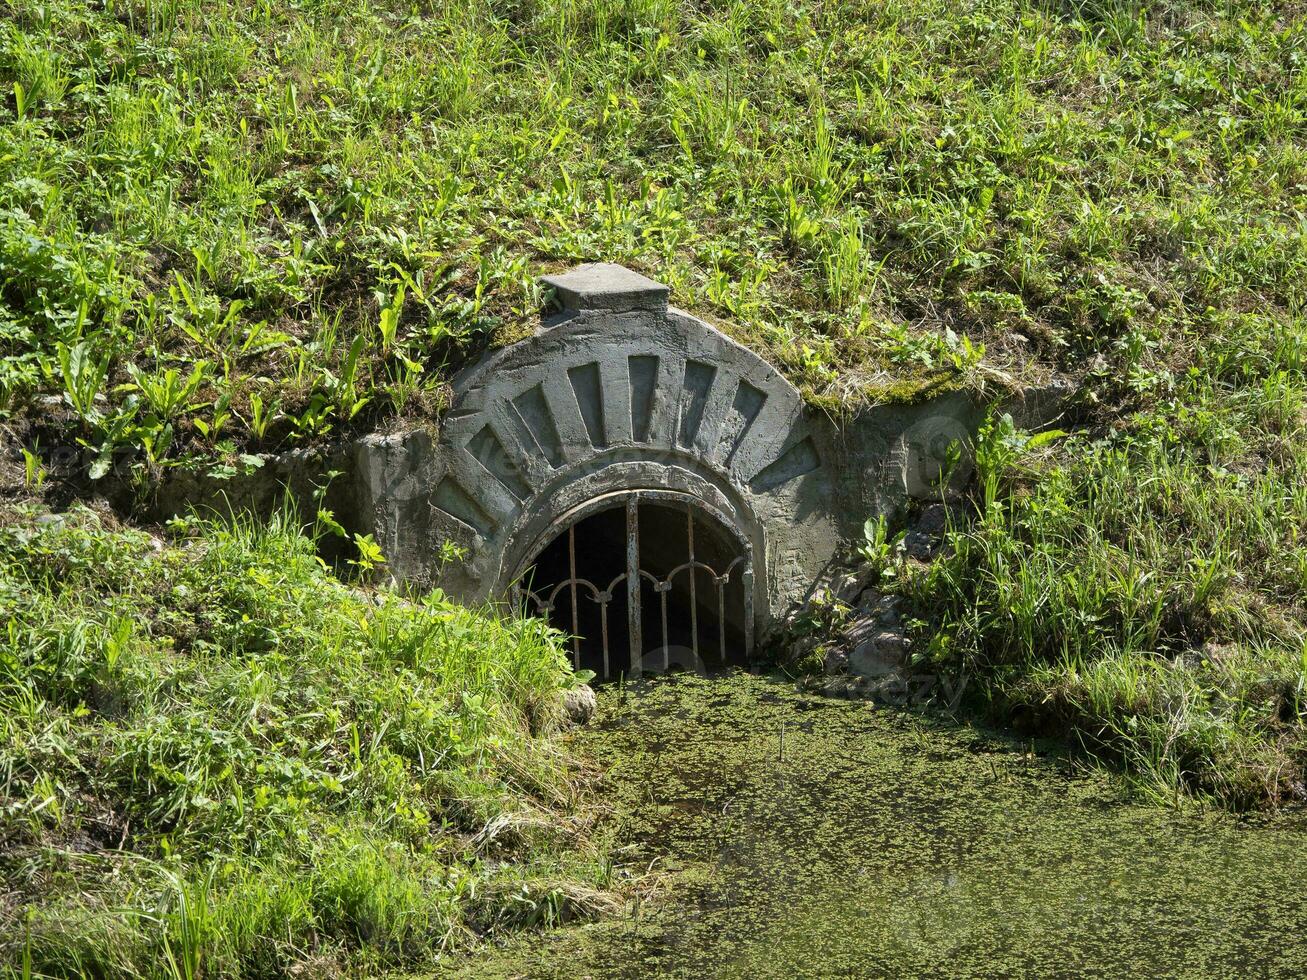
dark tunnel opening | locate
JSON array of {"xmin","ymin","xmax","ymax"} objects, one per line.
[{"xmin": 518, "ymin": 497, "xmax": 750, "ymax": 680}]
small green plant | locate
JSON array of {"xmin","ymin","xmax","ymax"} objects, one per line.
[
  {"xmin": 291, "ymin": 394, "xmax": 335, "ymax": 440},
  {"xmin": 54, "ymin": 339, "xmax": 109, "ymax": 423},
  {"xmin": 821, "ymin": 217, "xmax": 872, "ymax": 310},
  {"xmin": 439, "ymin": 538, "xmax": 469, "ymax": 566},
  {"xmin": 775, "ymin": 178, "xmax": 821, "ymax": 251},
  {"xmin": 328, "ymin": 335, "xmax": 371, "ymax": 422},
  {"xmin": 349, "ymin": 532, "xmax": 386, "ymax": 571},
  {"xmin": 192, "ymin": 393, "xmax": 232, "ymax": 442},
  {"xmin": 378, "ymin": 283, "xmax": 406, "ymax": 351},
  {"xmin": 21, "ymin": 447, "xmax": 46, "ymax": 489},
  {"xmin": 857, "ymin": 516, "xmax": 905, "ymax": 583},
  {"xmin": 243, "ymin": 392, "xmax": 279, "ymax": 441},
  {"xmin": 124, "ymin": 361, "xmax": 208, "ymax": 422}
]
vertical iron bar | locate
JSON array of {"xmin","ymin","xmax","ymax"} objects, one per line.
[
  {"xmin": 717, "ymin": 576, "xmax": 727, "ymax": 664},
  {"xmin": 600, "ymin": 598, "xmax": 610, "ymax": 679},
  {"xmin": 626, "ymin": 494, "xmax": 641, "ymax": 674},
  {"xmin": 568, "ymin": 524, "xmax": 579, "ymax": 669},
  {"xmin": 660, "ymin": 587, "xmax": 669, "ymax": 672},
  {"xmin": 742, "ymin": 562, "xmax": 754, "ymax": 661},
  {"xmin": 686, "ymin": 501, "xmax": 698, "ymax": 664}
]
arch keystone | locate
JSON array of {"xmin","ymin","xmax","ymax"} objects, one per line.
[{"xmin": 542, "ymin": 262, "xmax": 670, "ymax": 313}]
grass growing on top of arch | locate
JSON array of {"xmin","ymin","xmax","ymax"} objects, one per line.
[{"xmin": 0, "ymin": 504, "xmax": 611, "ymax": 977}]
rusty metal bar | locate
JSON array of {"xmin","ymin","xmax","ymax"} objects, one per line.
[
  {"xmin": 626, "ymin": 494, "xmax": 641, "ymax": 674},
  {"xmin": 716, "ymin": 573, "xmax": 727, "ymax": 663},
  {"xmin": 599, "ymin": 594, "xmax": 610, "ymax": 679},
  {"xmin": 568, "ymin": 524, "xmax": 579, "ymax": 668},
  {"xmin": 659, "ymin": 582, "xmax": 669, "ymax": 672},
  {"xmin": 686, "ymin": 501, "xmax": 698, "ymax": 663},
  {"xmin": 742, "ymin": 562, "xmax": 754, "ymax": 660}
]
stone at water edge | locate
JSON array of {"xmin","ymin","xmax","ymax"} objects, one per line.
[
  {"xmin": 562, "ymin": 684, "xmax": 598, "ymax": 725},
  {"xmin": 848, "ymin": 628, "xmax": 911, "ymax": 680},
  {"xmin": 823, "ymin": 646, "xmax": 850, "ymax": 675},
  {"xmin": 914, "ymin": 502, "xmax": 951, "ymax": 536},
  {"xmin": 854, "ymin": 591, "xmax": 901, "ymax": 626},
  {"xmin": 902, "ymin": 529, "xmax": 938, "ymax": 561}
]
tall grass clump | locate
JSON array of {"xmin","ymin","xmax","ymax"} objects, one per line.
[
  {"xmin": 911, "ymin": 405, "xmax": 1307, "ymax": 808},
  {"xmin": 0, "ymin": 505, "xmax": 607, "ymax": 977}
]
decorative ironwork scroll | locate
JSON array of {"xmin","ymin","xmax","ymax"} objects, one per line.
[{"xmin": 516, "ymin": 492, "xmax": 750, "ymax": 679}]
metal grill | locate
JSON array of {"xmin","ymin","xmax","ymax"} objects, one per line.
[{"xmin": 516, "ymin": 492, "xmax": 753, "ymax": 679}]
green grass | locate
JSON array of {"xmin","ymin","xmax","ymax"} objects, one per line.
[
  {"xmin": 1, "ymin": 0, "xmax": 1305, "ymax": 822},
  {"xmin": 0, "ymin": 505, "xmax": 608, "ymax": 977},
  {"xmin": 5, "ymin": 12, "xmax": 1307, "ymax": 974},
  {"xmin": 3, "ymin": 0, "xmax": 1303, "ymax": 476},
  {"xmin": 910, "ymin": 408, "xmax": 1307, "ymax": 808}
]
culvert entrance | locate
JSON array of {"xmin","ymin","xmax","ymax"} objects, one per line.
[
  {"xmin": 352, "ymin": 263, "xmax": 978, "ymax": 655},
  {"xmin": 514, "ymin": 491, "xmax": 753, "ymax": 680}
]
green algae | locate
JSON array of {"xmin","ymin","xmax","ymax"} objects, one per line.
[{"xmin": 463, "ymin": 672, "xmax": 1307, "ymax": 978}]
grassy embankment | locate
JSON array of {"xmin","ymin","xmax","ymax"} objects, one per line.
[
  {"xmin": 910, "ymin": 407, "xmax": 1307, "ymax": 808},
  {"xmin": 0, "ymin": 506, "xmax": 608, "ymax": 976},
  {"xmin": 1, "ymin": 0, "xmax": 1305, "ymax": 841}
]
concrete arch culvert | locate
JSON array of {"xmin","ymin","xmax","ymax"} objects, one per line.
[{"xmin": 351, "ymin": 262, "xmax": 991, "ymax": 665}]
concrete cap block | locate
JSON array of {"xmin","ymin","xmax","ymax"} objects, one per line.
[{"xmin": 541, "ymin": 262, "xmax": 670, "ymax": 313}]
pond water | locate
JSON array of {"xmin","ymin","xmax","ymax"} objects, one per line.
[{"xmin": 469, "ymin": 672, "xmax": 1307, "ymax": 978}]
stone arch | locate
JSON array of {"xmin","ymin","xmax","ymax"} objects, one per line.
[
  {"xmin": 356, "ymin": 263, "xmax": 842, "ymax": 639},
  {"xmin": 348, "ymin": 263, "xmax": 997, "ymax": 654}
]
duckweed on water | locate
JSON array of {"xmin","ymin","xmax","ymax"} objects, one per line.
[{"xmin": 467, "ymin": 672, "xmax": 1307, "ymax": 978}]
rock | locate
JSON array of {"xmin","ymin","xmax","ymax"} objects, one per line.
[
  {"xmin": 831, "ymin": 571, "xmax": 862, "ymax": 604},
  {"xmin": 1003, "ymin": 377, "xmax": 1076, "ymax": 431},
  {"xmin": 903, "ymin": 529, "xmax": 937, "ymax": 561},
  {"xmin": 841, "ymin": 613, "xmax": 878, "ymax": 646},
  {"xmin": 1198, "ymin": 642, "xmax": 1237, "ymax": 667},
  {"xmin": 848, "ymin": 628, "xmax": 911, "ymax": 679},
  {"xmin": 855, "ymin": 592, "xmax": 900, "ymax": 626},
  {"xmin": 823, "ymin": 646, "xmax": 849, "ymax": 675},
  {"xmin": 785, "ymin": 632, "xmax": 827, "ymax": 673},
  {"xmin": 914, "ymin": 502, "xmax": 950, "ymax": 536},
  {"xmin": 832, "ymin": 566, "xmax": 880, "ymax": 605},
  {"xmin": 561, "ymin": 684, "xmax": 597, "ymax": 726}
]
